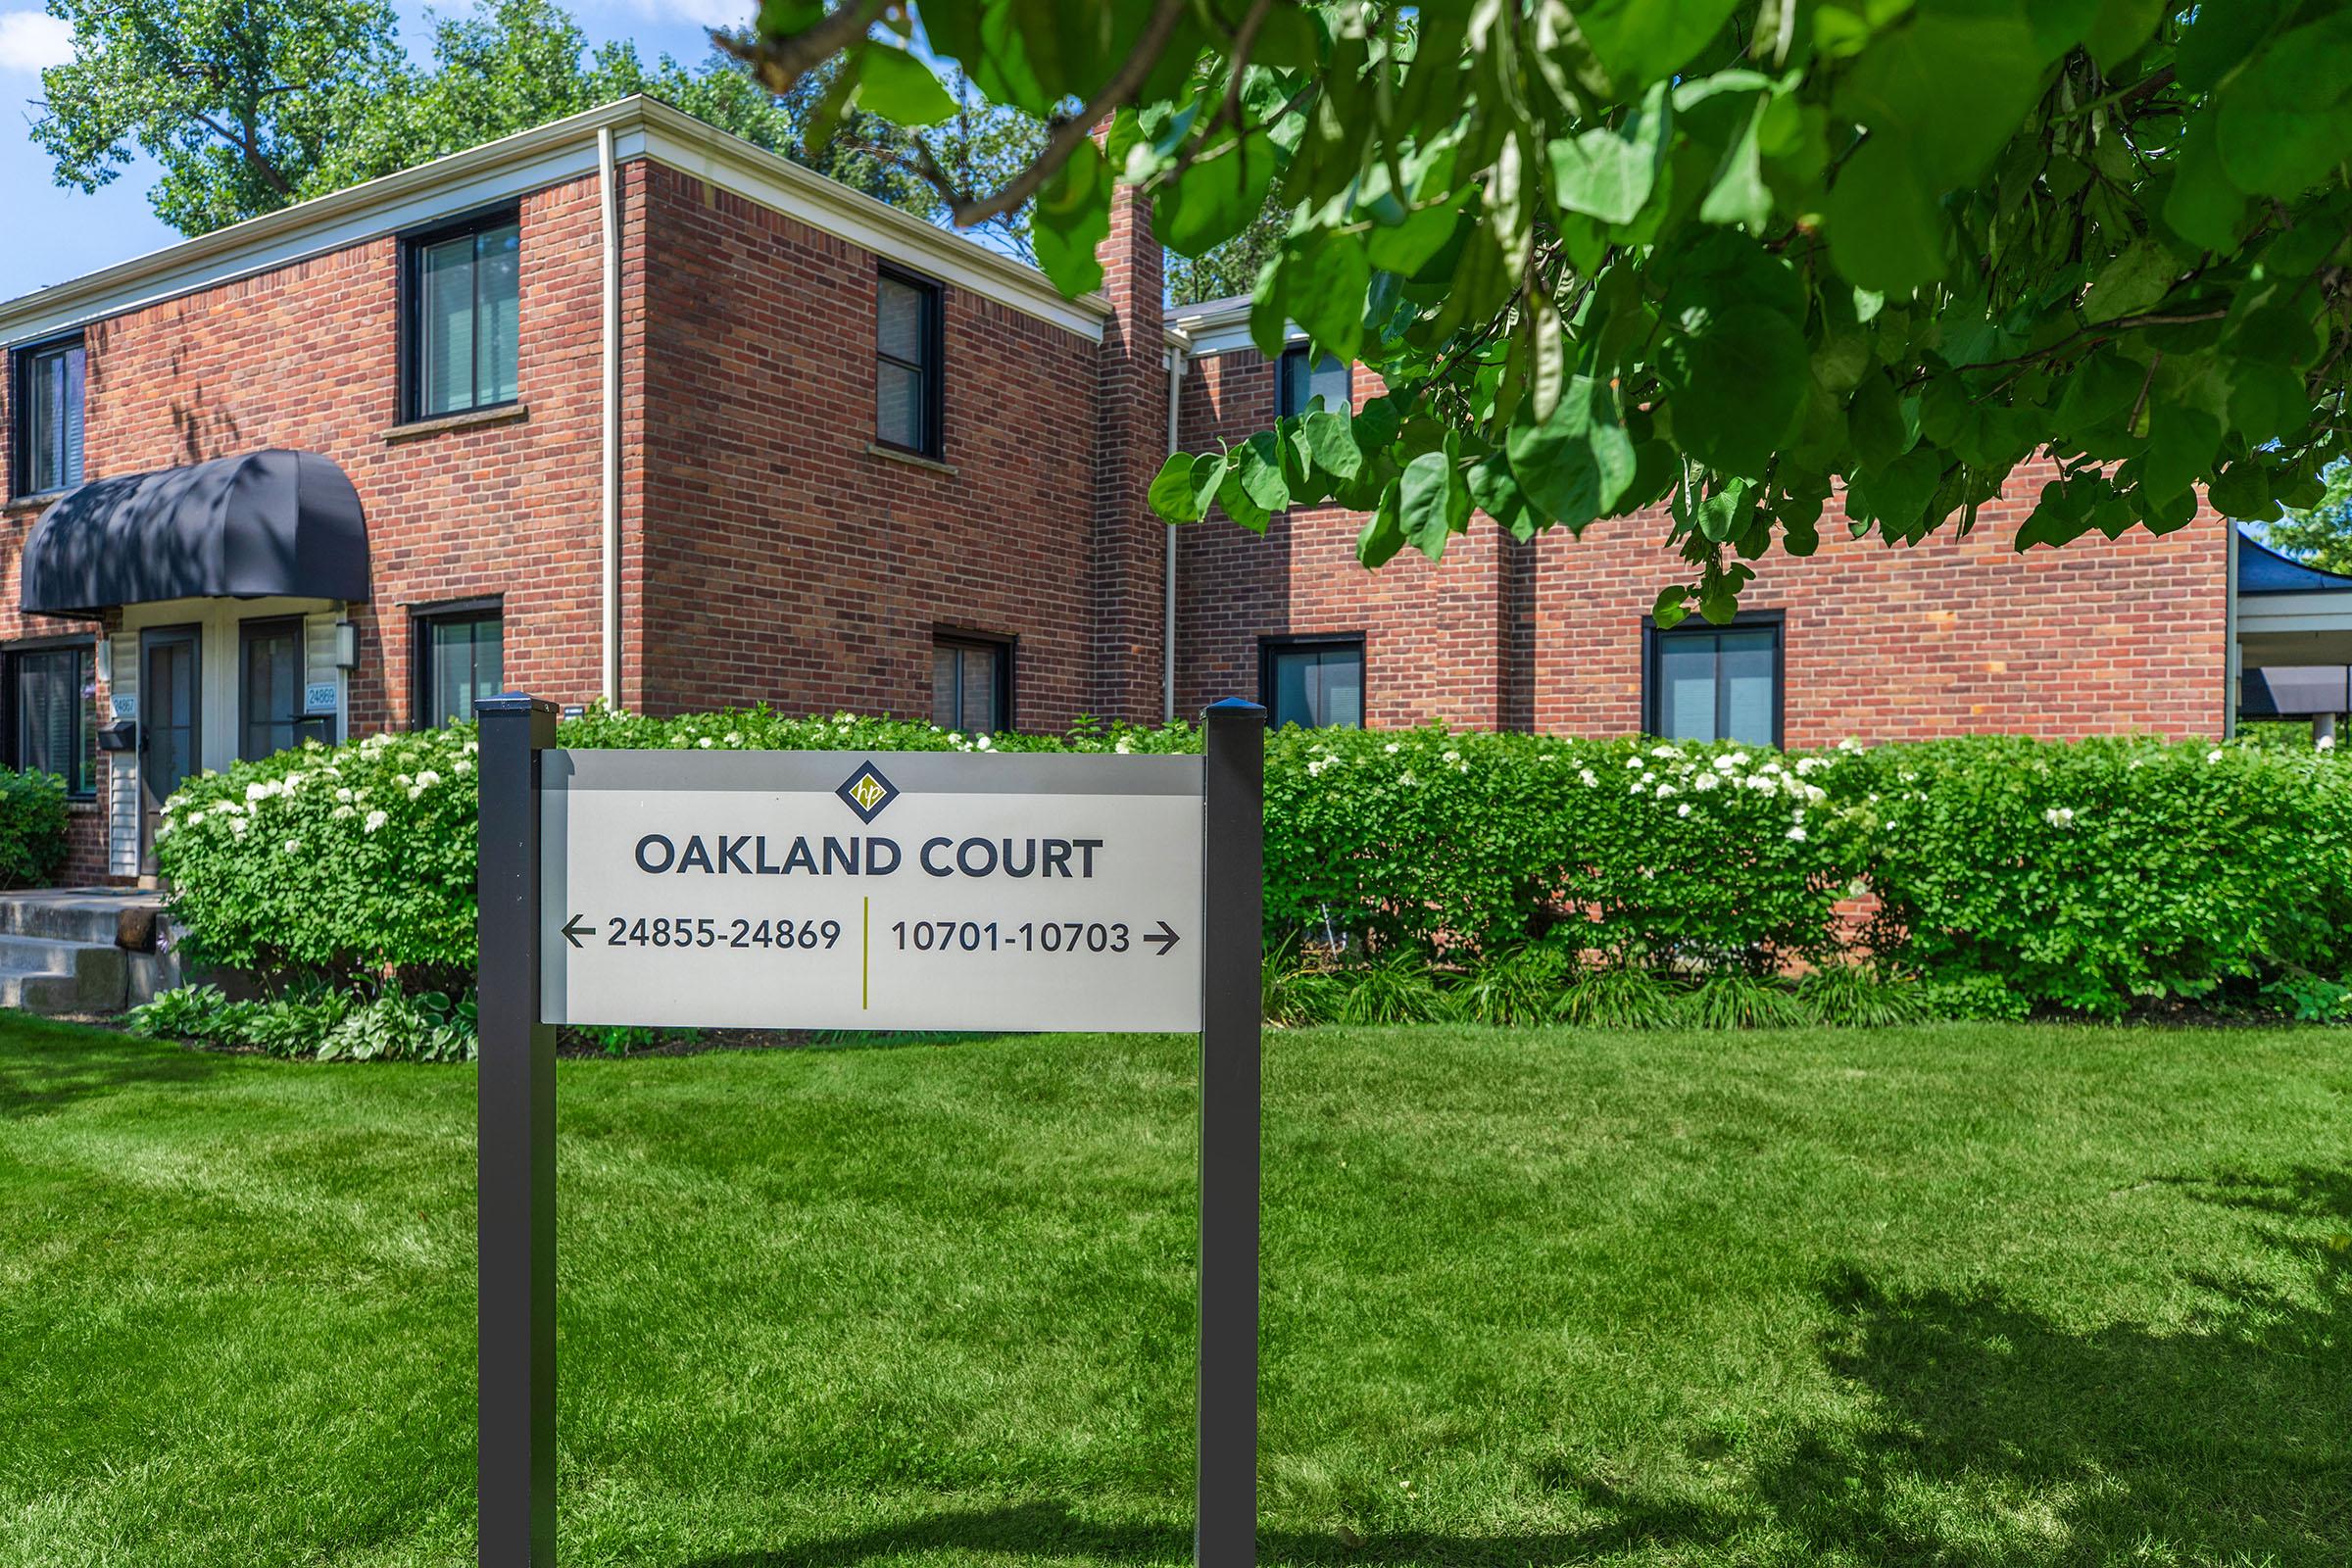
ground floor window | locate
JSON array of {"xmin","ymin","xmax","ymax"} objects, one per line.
[
  {"xmin": 416, "ymin": 601, "xmax": 504, "ymax": 729},
  {"xmin": 238, "ymin": 618, "xmax": 314, "ymax": 760},
  {"xmin": 1644, "ymin": 616, "xmax": 1783, "ymax": 747},
  {"xmin": 7, "ymin": 642, "xmax": 93, "ymax": 796},
  {"xmin": 932, "ymin": 632, "xmax": 1010, "ymax": 734},
  {"xmin": 1260, "ymin": 635, "xmax": 1365, "ymax": 728}
]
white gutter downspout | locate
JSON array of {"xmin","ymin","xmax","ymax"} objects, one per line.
[
  {"xmin": 1164, "ymin": 344, "xmax": 1186, "ymax": 722},
  {"xmin": 2223, "ymin": 518, "xmax": 2239, "ymax": 740},
  {"xmin": 597, "ymin": 125, "xmax": 621, "ymax": 709}
]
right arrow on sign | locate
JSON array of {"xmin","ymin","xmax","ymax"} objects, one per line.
[{"xmin": 1148, "ymin": 920, "xmax": 1180, "ymax": 956}]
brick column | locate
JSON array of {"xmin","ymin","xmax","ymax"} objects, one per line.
[{"xmin": 1091, "ymin": 175, "xmax": 1171, "ymax": 723}]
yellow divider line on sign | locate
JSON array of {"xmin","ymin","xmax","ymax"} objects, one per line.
[{"xmin": 861, "ymin": 896, "xmax": 870, "ymax": 1010}]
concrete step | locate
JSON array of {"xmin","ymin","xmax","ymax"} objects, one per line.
[
  {"xmin": 0, "ymin": 889, "xmax": 160, "ymax": 947},
  {"xmin": 0, "ymin": 937, "xmax": 125, "ymax": 1014},
  {"xmin": 0, "ymin": 934, "xmax": 78, "ymax": 976}
]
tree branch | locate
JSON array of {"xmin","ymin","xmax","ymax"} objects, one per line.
[{"xmin": 719, "ymin": 0, "xmax": 891, "ymax": 95}]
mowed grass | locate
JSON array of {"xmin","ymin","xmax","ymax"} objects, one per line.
[{"xmin": 0, "ymin": 1016, "xmax": 2348, "ymax": 1567}]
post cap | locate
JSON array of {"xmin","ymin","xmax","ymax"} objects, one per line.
[
  {"xmin": 473, "ymin": 692, "xmax": 560, "ymax": 716},
  {"xmin": 1202, "ymin": 698, "xmax": 1266, "ymax": 718}
]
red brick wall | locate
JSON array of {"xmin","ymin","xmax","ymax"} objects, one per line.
[
  {"xmin": 1176, "ymin": 347, "xmax": 1523, "ymax": 729},
  {"xmin": 1177, "ymin": 347, "xmax": 2229, "ymax": 742},
  {"xmin": 632, "ymin": 162, "xmax": 1104, "ymax": 729},
  {"xmin": 0, "ymin": 170, "xmax": 618, "ymax": 733},
  {"xmin": 1091, "ymin": 186, "xmax": 1170, "ymax": 723}
]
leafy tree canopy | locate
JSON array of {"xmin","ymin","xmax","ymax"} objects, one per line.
[
  {"xmin": 742, "ymin": 1, "xmax": 2352, "ymax": 621},
  {"xmin": 2259, "ymin": 457, "xmax": 2352, "ymax": 575},
  {"xmin": 32, "ymin": 0, "xmax": 1044, "ymax": 254}
]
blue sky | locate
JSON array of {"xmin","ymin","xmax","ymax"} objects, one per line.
[{"xmin": 0, "ymin": 0, "xmax": 752, "ymax": 302}]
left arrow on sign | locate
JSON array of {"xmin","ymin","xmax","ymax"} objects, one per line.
[{"xmin": 562, "ymin": 914, "xmax": 591, "ymax": 949}]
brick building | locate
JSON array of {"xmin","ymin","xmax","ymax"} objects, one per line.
[{"xmin": 0, "ymin": 96, "xmax": 2311, "ymax": 887}]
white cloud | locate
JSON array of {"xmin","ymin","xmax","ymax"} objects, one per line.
[{"xmin": 0, "ymin": 10, "xmax": 70, "ymax": 73}]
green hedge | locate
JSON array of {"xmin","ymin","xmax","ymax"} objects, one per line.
[
  {"xmin": 154, "ymin": 709, "xmax": 2352, "ymax": 1016},
  {"xmin": 0, "ymin": 767, "xmax": 71, "ymax": 889}
]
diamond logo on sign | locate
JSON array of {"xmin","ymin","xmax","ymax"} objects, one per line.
[{"xmin": 835, "ymin": 760, "xmax": 899, "ymax": 823}]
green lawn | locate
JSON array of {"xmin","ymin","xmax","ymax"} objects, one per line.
[{"xmin": 1, "ymin": 1017, "xmax": 2347, "ymax": 1567}]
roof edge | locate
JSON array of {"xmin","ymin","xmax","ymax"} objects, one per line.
[{"xmin": 0, "ymin": 96, "xmax": 1109, "ymax": 345}]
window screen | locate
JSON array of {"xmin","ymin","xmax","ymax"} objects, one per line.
[
  {"xmin": 1648, "ymin": 622, "xmax": 1782, "ymax": 746},
  {"xmin": 417, "ymin": 608, "xmax": 504, "ymax": 728},
  {"xmin": 12, "ymin": 645, "xmax": 92, "ymax": 796},
  {"xmin": 1261, "ymin": 638, "xmax": 1365, "ymax": 728},
  {"xmin": 1277, "ymin": 347, "xmax": 1351, "ymax": 418},
  {"xmin": 16, "ymin": 338, "xmax": 85, "ymax": 496},
  {"xmin": 409, "ymin": 217, "xmax": 520, "ymax": 419},
  {"xmin": 877, "ymin": 270, "xmax": 942, "ymax": 456},
  {"xmin": 931, "ymin": 635, "xmax": 1007, "ymax": 733}
]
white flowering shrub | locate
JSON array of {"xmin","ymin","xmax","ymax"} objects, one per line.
[
  {"xmin": 155, "ymin": 708, "xmax": 2352, "ymax": 1016},
  {"xmin": 1837, "ymin": 735, "xmax": 2352, "ymax": 1015},
  {"xmin": 155, "ymin": 725, "xmax": 484, "ymax": 983},
  {"xmin": 1264, "ymin": 729, "xmax": 1852, "ymax": 971}
]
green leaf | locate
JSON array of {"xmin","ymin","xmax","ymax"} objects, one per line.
[
  {"xmin": 1366, "ymin": 206, "xmax": 1464, "ymax": 276},
  {"xmin": 1216, "ymin": 462, "xmax": 1272, "ymax": 533},
  {"xmin": 1148, "ymin": 452, "xmax": 1206, "ymax": 523},
  {"xmin": 853, "ymin": 45, "xmax": 958, "ymax": 127},
  {"xmin": 1301, "ymin": 410, "xmax": 1364, "ymax": 483},
  {"xmin": 2228, "ymin": 362, "xmax": 2308, "ymax": 446},
  {"xmin": 2082, "ymin": 239, "xmax": 2177, "ymax": 324},
  {"xmin": 1032, "ymin": 138, "xmax": 1109, "ymax": 297},
  {"xmin": 1548, "ymin": 81, "xmax": 1672, "ymax": 226},
  {"xmin": 1575, "ymin": 0, "xmax": 1743, "ymax": 88},
  {"xmin": 1357, "ymin": 482, "xmax": 1406, "ymax": 567},
  {"xmin": 1651, "ymin": 584, "xmax": 1693, "ymax": 630},
  {"xmin": 2161, "ymin": 118, "xmax": 2251, "ymax": 252},
  {"xmin": 1286, "ymin": 229, "xmax": 1370, "ymax": 364},
  {"xmin": 1697, "ymin": 95, "xmax": 1773, "ymax": 232},
  {"xmin": 1656, "ymin": 305, "xmax": 1810, "ymax": 479},
  {"xmin": 1158, "ymin": 131, "xmax": 1280, "ymax": 257},
  {"xmin": 1505, "ymin": 374, "xmax": 1638, "ymax": 532},
  {"xmin": 1824, "ymin": 136, "xmax": 1946, "ymax": 293},
  {"xmin": 1397, "ymin": 450, "xmax": 1468, "ymax": 562},
  {"xmin": 1848, "ymin": 446, "xmax": 1945, "ymax": 535},
  {"xmin": 1234, "ymin": 431, "xmax": 1292, "ymax": 514},
  {"xmin": 2084, "ymin": 0, "xmax": 2164, "ymax": 68}
]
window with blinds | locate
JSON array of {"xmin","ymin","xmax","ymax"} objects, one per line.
[
  {"xmin": 1644, "ymin": 618, "xmax": 1784, "ymax": 747},
  {"xmin": 404, "ymin": 213, "xmax": 520, "ymax": 421},
  {"xmin": 1277, "ymin": 347, "xmax": 1351, "ymax": 419},
  {"xmin": 9, "ymin": 643, "xmax": 94, "ymax": 796},
  {"xmin": 876, "ymin": 268, "xmax": 943, "ymax": 458},
  {"xmin": 415, "ymin": 603, "xmax": 504, "ymax": 729},
  {"xmin": 931, "ymin": 633, "xmax": 1009, "ymax": 734},
  {"xmin": 13, "ymin": 335, "xmax": 85, "ymax": 497}
]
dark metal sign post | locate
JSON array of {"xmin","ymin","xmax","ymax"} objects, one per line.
[{"xmin": 474, "ymin": 693, "xmax": 1263, "ymax": 1568}]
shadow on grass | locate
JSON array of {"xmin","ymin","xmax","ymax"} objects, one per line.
[
  {"xmin": 718, "ymin": 1169, "xmax": 2352, "ymax": 1568},
  {"xmin": 0, "ymin": 1023, "xmax": 234, "ymax": 1120},
  {"xmin": 1752, "ymin": 1163, "xmax": 2352, "ymax": 1566}
]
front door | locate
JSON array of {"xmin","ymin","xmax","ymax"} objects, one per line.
[{"xmin": 139, "ymin": 625, "xmax": 201, "ymax": 874}]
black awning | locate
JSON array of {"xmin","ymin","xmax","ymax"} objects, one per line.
[{"xmin": 20, "ymin": 449, "xmax": 368, "ymax": 617}]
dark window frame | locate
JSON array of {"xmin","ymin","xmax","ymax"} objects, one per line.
[
  {"xmin": 1257, "ymin": 632, "xmax": 1367, "ymax": 729},
  {"xmin": 411, "ymin": 597, "xmax": 505, "ymax": 730},
  {"xmin": 397, "ymin": 205, "xmax": 523, "ymax": 425},
  {"xmin": 931, "ymin": 627, "xmax": 1013, "ymax": 734},
  {"xmin": 875, "ymin": 265, "xmax": 946, "ymax": 460},
  {"xmin": 11, "ymin": 331, "xmax": 87, "ymax": 500},
  {"xmin": 1640, "ymin": 609, "xmax": 1787, "ymax": 749},
  {"xmin": 1, "ymin": 634, "xmax": 96, "ymax": 799},
  {"xmin": 236, "ymin": 615, "xmax": 315, "ymax": 761},
  {"xmin": 1276, "ymin": 344, "xmax": 1352, "ymax": 419}
]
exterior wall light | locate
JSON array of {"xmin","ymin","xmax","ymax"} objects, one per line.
[{"xmin": 335, "ymin": 620, "xmax": 361, "ymax": 670}]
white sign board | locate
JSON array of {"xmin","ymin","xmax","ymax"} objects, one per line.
[{"xmin": 540, "ymin": 750, "xmax": 1205, "ymax": 1032}]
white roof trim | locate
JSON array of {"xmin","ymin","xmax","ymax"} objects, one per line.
[
  {"xmin": 1165, "ymin": 295, "xmax": 1293, "ymax": 358},
  {"xmin": 0, "ymin": 95, "xmax": 1108, "ymax": 346},
  {"xmin": 2237, "ymin": 591, "xmax": 2352, "ymax": 634}
]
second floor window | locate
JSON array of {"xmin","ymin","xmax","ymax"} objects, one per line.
[
  {"xmin": 406, "ymin": 213, "xmax": 520, "ymax": 421},
  {"xmin": 1277, "ymin": 346, "xmax": 1350, "ymax": 419},
  {"xmin": 876, "ymin": 269, "xmax": 943, "ymax": 458},
  {"xmin": 14, "ymin": 335, "xmax": 85, "ymax": 497}
]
